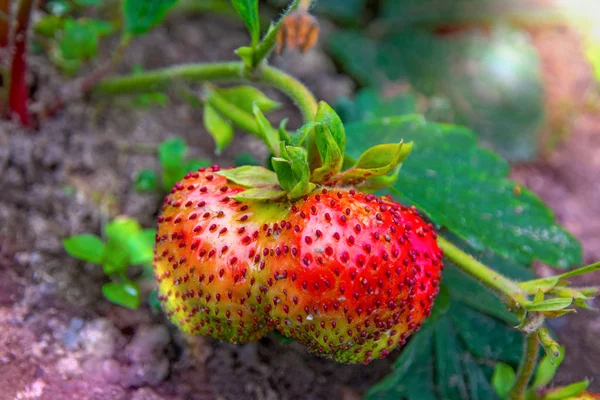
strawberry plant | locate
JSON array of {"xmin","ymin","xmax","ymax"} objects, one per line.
[
  {"xmin": 63, "ymin": 217, "xmax": 155, "ymax": 309},
  {"xmin": 47, "ymin": 0, "xmax": 599, "ymax": 398}
]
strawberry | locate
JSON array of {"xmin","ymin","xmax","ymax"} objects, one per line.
[
  {"xmin": 269, "ymin": 189, "xmax": 442, "ymax": 363},
  {"xmin": 154, "ymin": 166, "xmax": 443, "ymax": 363},
  {"xmin": 154, "ymin": 165, "xmax": 287, "ymax": 343},
  {"xmin": 153, "ymin": 101, "xmax": 444, "ymax": 363}
]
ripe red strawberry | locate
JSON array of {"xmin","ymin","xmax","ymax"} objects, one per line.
[
  {"xmin": 268, "ymin": 189, "xmax": 442, "ymax": 363},
  {"xmin": 154, "ymin": 166, "xmax": 443, "ymax": 363}
]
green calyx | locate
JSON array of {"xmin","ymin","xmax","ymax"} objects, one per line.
[{"xmin": 216, "ymin": 99, "xmax": 413, "ymax": 201}]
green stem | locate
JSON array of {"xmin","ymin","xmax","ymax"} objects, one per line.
[
  {"xmin": 508, "ymin": 333, "xmax": 539, "ymax": 400},
  {"xmin": 437, "ymin": 236, "xmax": 528, "ymax": 307},
  {"xmin": 94, "ymin": 62, "xmax": 318, "ymax": 122}
]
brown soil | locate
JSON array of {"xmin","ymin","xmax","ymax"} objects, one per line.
[{"xmin": 0, "ymin": 11, "xmax": 599, "ymax": 400}]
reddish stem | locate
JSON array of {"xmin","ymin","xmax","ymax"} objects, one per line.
[
  {"xmin": 0, "ymin": 0, "xmax": 9, "ymax": 117},
  {"xmin": 9, "ymin": 0, "xmax": 36, "ymax": 126}
]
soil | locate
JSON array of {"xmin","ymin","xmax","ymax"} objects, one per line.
[{"xmin": 0, "ymin": 12, "xmax": 599, "ymax": 400}]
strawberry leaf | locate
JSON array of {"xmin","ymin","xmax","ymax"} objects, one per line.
[
  {"xmin": 203, "ymin": 104, "xmax": 234, "ymax": 154},
  {"xmin": 122, "ymin": 0, "xmax": 177, "ymax": 36},
  {"xmin": 231, "ymin": 0, "xmax": 260, "ymax": 46},
  {"xmin": 531, "ymin": 346, "xmax": 565, "ymax": 389},
  {"xmin": 492, "ymin": 363, "xmax": 516, "ymax": 399},
  {"xmin": 217, "ymin": 165, "xmax": 279, "ymax": 188},
  {"xmin": 253, "ymin": 104, "xmax": 280, "ymax": 156},
  {"xmin": 315, "ymin": 101, "xmax": 345, "ymax": 154},
  {"xmin": 524, "ymin": 298, "xmax": 573, "ymax": 312},
  {"xmin": 216, "ymin": 86, "xmax": 280, "ymax": 113},
  {"xmin": 345, "ymin": 116, "xmax": 582, "ymax": 268},
  {"xmin": 63, "ymin": 234, "xmax": 105, "ymax": 264},
  {"xmin": 128, "ymin": 229, "xmax": 156, "ymax": 266},
  {"xmin": 134, "ymin": 169, "xmax": 158, "ymax": 192},
  {"xmin": 311, "ymin": 125, "xmax": 343, "ymax": 183},
  {"xmin": 335, "ymin": 142, "xmax": 412, "ymax": 186},
  {"xmin": 545, "ymin": 380, "xmax": 589, "ymax": 400}
]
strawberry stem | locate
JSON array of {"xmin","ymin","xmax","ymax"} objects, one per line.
[
  {"xmin": 507, "ymin": 333, "xmax": 539, "ymax": 400},
  {"xmin": 94, "ymin": 62, "xmax": 318, "ymax": 122},
  {"xmin": 436, "ymin": 236, "xmax": 528, "ymax": 307}
]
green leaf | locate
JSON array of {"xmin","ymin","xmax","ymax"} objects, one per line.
[
  {"xmin": 336, "ymin": 87, "xmax": 418, "ymax": 124},
  {"xmin": 253, "ymin": 104, "xmax": 280, "ymax": 155},
  {"xmin": 367, "ymin": 297, "xmax": 520, "ymax": 400},
  {"xmin": 123, "ymin": 0, "xmax": 177, "ymax": 36},
  {"xmin": 102, "ymin": 282, "xmax": 140, "ymax": 309},
  {"xmin": 272, "ymin": 157, "xmax": 294, "ymax": 192},
  {"xmin": 231, "ymin": 0, "xmax": 260, "ymax": 46},
  {"xmin": 103, "ymin": 218, "xmax": 143, "ymax": 274},
  {"xmin": 134, "ymin": 169, "xmax": 159, "ymax": 192},
  {"xmin": 492, "ymin": 363, "xmax": 516, "ymax": 399},
  {"xmin": 315, "ymin": 101, "xmax": 345, "ymax": 154},
  {"xmin": 524, "ymin": 298, "xmax": 573, "ymax": 312},
  {"xmin": 311, "ymin": 125, "xmax": 343, "ymax": 183},
  {"xmin": 35, "ymin": 16, "xmax": 64, "ymax": 37},
  {"xmin": 128, "ymin": 229, "xmax": 156, "ymax": 265},
  {"xmin": 63, "ymin": 234, "xmax": 105, "ymax": 264},
  {"xmin": 336, "ymin": 142, "xmax": 412, "ymax": 185},
  {"xmin": 345, "ymin": 116, "xmax": 582, "ymax": 268},
  {"xmin": 217, "ymin": 166, "xmax": 279, "ymax": 188},
  {"xmin": 532, "ymin": 346, "xmax": 565, "ymax": 389},
  {"xmin": 545, "ymin": 380, "xmax": 589, "ymax": 400},
  {"xmin": 435, "ymin": 317, "xmax": 469, "ymax": 400},
  {"xmin": 57, "ymin": 18, "xmax": 113, "ymax": 68},
  {"xmin": 291, "ymin": 122, "xmax": 317, "ymax": 147},
  {"xmin": 203, "ymin": 105, "xmax": 234, "ymax": 154},
  {"xmin": 235, "ymin": 152, "xmax": 260, "ymax": 166},
  {"xmin": 158, "ymin": 137, "xmax": 187, "ymax": 171},
  {"xmin": 365, "ymin": 321, "xmax": 437, "ymax": 400},
  {"xmin": 216, "ymin": 86, "xmax": 280, "ymax": 113},
  {"xmin": 328, "ymin": 30, "xmax": 408, "ymax": 88}
]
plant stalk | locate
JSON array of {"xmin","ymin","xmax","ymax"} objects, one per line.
[
  {"xmin": 437, "ymin": 236, "xmax": 528, "ymax": 307},
  {"xmin": 508, "ymin": 333, "xmax": 539, "ymax": 400},
  {"xmin": 0, "ymin": 0, "xmax": 9, "ymax": 117},
  {"xmin": 9, "ymin": 0, "xmax": 37, "ymax": 126},
  {"xmin": 94, "ymin": 62, "xmax": 318, "ymax": 122}
]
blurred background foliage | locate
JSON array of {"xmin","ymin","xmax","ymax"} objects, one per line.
[{"xmin": 264, "ymin": 0, "xmax": 600, "ymax": 162}]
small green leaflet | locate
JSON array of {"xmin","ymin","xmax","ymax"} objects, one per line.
[
  {"xmin": 491, "ymin": 363, "xmax": 515, "ymax": 399},
  {"xmin": 102, "ymin": 282, "xmax": 140, "ymax": 309},
  {"xmin": 231, "ymin": 0, "xmax": 260, "ymax": 46},
  {"xmin": 204, "ymin": 105, "xmax": 234, "ymax": 154},
  {"xmin": 122, "ymin": 0, "xmax": 178, "ymax": 36},
  {"xmin": 345, "ymin": 116, "xmax": 582, "ymax": 268},
  {"xmin": 63, "ymin": 234, "xmax": 105, "ymax": 264}
]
